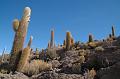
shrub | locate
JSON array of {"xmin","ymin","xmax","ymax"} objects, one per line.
[
  {"xmin": 46, "ymin": 48, "xmax": 57, "ymax": 60},
  {"xmin": 87, "ymin": 68, "xmax": 96, "ymax": 79},
  {"xmin": 72, "ymin": 63, "xmax": 81, "ymax": 74},
  {"xmin": 23, "ymin": 60, "xmax": 52, "ymax": 76},
  {"xmin": 79, "ymin": 56, "xmax": 85, "ymax": 63},
  {"xmin": 95, "ymin": 46, "xmax": 104, "ymax": 52}
]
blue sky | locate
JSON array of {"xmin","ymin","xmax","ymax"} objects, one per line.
[{"xmin": 0, "ymin": 0, "xmax": 120, "ymax": 54}]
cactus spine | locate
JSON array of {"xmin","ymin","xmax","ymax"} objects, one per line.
[
  {"xmin": 112, "ymin": 25, "xmax": 115, "ymax": 37},
  {"xmin": 66, "ymin": 31, "xmax": 71, "ymax": 50},
  {"xmin": 17, "ymin": 36, "xmax": 33, "ymax": 72},
  {"xmin": 10, "ymin": 7, "xmax": 31, "ymax": 71},
  {"xmin": 50, "ymin": 29, "xmax": 54, "ymax": 48},
  {"xmin": 88, "ymin": 34, "xmax": 93, "ymax": 43}
]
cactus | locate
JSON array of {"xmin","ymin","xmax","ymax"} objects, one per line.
[
  {"xmin": 28, "ymin": 36, "xmax": 33, "ymax": 47},
  {"xmin": 10, "ymin": 7, "xmax": 31, "ymax": 71},
  {"xmin": 112, "ymin": 25, "xmax": 115, "ymax": 37},
  {"xmin": 71, "ymin": 37, "xmax": 74, "ymax": 45},
  {"xmin": 35, "ymin": 48, "xmax": 39, "ymax": 59},
  {"xmin": 1, "ymin": 48, "xmax": 6, "ymax": 63},
  {"xmin": 88, "ymin": 34, "xmax": 93, "ymax": 43},
  {"xmin": 50, "ymin": 29, "xmax": 54, "ymax": 48},
  {"xmin": 109, "ymin": 34, "xmax": 112, "ymax": 38},
  {"xmin": 17, "ymin": 36, "xmax": 33, "ymax": 72},
  {"xmin": 66, "ymin": 31, "xmax": 71, "ymax": 50},
  {"xmin": 48, "ymin": 41, "xmax": 50, "ymax": 48},
  {"xmin": 63, "ymin": 39, "xmax": 66, "ymax": 46},
  {"xmin": 12, "ymin": 19, "xmax": 19, "ymax": 32}
]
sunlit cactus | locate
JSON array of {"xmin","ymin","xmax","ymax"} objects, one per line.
[
  {"xmin": 28, "ymin": 36, "xmax": 33, "ymax": 47},
  {"xmin": 12, "ymin": 19, "xmax": 19, "ymax": 32},
  {"xmin": 112, "ymin": 25, "xmax": 115, "ymax": 37},
  {"xmin": 50, "ymin": 29, "xmax": 54, "ymax": 48},
  {"xmin": 71, "ymin": 37, "xmax": 74, "ymax": 45},
  {"xmin": 10, "ymin": 7, "xmax": 31, "ymax": 71},
  {"xmin": 66, "ymin": 31, "xmax": 71, "ymax": 50},
  {"xmin": 17, "ymin": 36, "xmax": 33, "ymax": 72},
  {"xmin": 88, "ymin": 34, "xmax": 93, "ymax": 43}
]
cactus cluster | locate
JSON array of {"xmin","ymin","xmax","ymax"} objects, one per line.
[
  {"xmin": 1, "ymin": 6, "xmax": 119, "ymax": 78},
  {"xmin": 10, "ymin": 7, "xmax": 31, "ymax": 71}
]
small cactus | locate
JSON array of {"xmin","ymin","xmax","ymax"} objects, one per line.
[
  {"xmin": 109, "ymin": 34, "xmax": 112, "ymax": 38},
  {"xmin": 66, "ymin": 31, "xmax": 71, "ymax": 50},
  {"xmin": 48, "ymin": 41, "xmax": 50, "ymax": 48},
  {"xmin": 71, "ymin": 37, "xmax": 74, "ymax": 45},
  {"xmin": 88, "ymin": 34, "xmax": 93, "ymax": 43},
  {"xmin": 35, "ymin": 48, "xmax": 39, "ymax": 59},
  {"xmin": 1, "ymin": 48, "xmax": 6, "ymax": 63},
  {"xmin": 63, "ymin": 39, "xmax": 66, "ymax": 46},
  {"xmin": 112, "ymin": 25, "xmax": 115, "ymax": 37}
]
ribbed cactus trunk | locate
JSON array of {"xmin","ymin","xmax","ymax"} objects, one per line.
[
  {"xmin": 112, "ymin": 26, "xmax": 115, "ymax": 37},
  {"xmin": 17, "ymin": 36, "xmax": 33, "ymax": 72},
  {"xmin": 88, "ymin": 34, "xmax": 93, "ymax": 43},
  {"xmin": 66, "ymin": 31, "xmax": 71, "ymax": 51},
  {"xmin": 50, "ymin": 29, "xmax": 54, "ymax": 48},
  {"xmin": 10, "ymin": 7, "xmax": 31, "ymax": 71}
]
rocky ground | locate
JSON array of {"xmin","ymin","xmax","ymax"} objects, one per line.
[{"xmin": 0, "ymin": 36, "xmax": 120, "ymax": 79}]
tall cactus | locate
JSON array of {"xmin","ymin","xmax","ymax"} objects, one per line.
[
  {"xmin": 17, "ymin": 36, "xmax": 33, "ymax": 72},
  {"xmin": 50, "ymin": 29, "xmax": 54, "ymax": 48},
  {"xmin": 112, "ymin": 25, "xmax": 115, "ymax": 37},
  {"xmin": 66, "ymin": 31, "xmax": 71, "ymax": 50},
  {"xmin": 88, "ymin": 34, "xmax": 93, "ymax": 43},
  {"xmin": 10, "ymin": 7, "xmax": 31, "ymax": 71}
]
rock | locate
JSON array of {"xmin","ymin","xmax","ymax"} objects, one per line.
[
  {"xmin": 31, "ymin": 71, "xmax": 84, "ymax": 79},
  {"xmin": 50, "ymin": 60, "xmax": 61, "ymax": 68},
  {"xmin": 0, "ymin": 72, "xmax": 29, "ymax": 79},
  {"xmin": 96, "ymin": 62, "xmax": 120, "ymax": 79}
]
